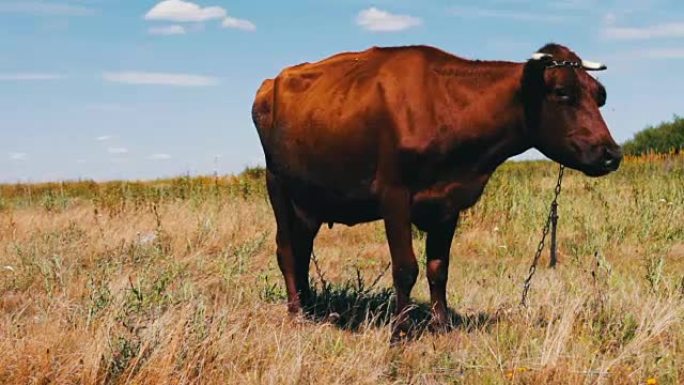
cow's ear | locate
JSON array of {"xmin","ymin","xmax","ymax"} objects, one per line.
[
  {"xmin": 521, "ymin": 56, "xmax": 549, "ymax": 130},
  {"xmin": 522, "ymin": 55, "xmax": 550, "ymax": 97}
]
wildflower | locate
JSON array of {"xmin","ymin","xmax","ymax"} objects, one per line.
[
  {"xmin": 505, "ymin": 368, "xmax": 526, "ymax": 379},
  {"xmin": 646, "ymin": 378, "xmax": 657, "ymax": 385}
]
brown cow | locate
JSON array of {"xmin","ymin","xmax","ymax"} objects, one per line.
[{"xmin": 252, "ymin": 43, "xmax": 621, "ymax": 341}]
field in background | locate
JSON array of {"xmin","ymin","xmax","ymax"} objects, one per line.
[{"xmin": 1, "ymin": 154, "xmax": 683, "ymax": 385}]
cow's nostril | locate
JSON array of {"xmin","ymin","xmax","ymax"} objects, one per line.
[
  {"xmin": 602, "ymin": 146, "xmax": 622, "ymax": 171},
  {"xmin": 604, "ymin": 157, "xmax": 616, "ymax": 169}
]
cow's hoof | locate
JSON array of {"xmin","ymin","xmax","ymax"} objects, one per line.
[
  {"xmin": 428, "ymin": 319, "xmax": 450, "ymax": 334},
  {"xmin": 287, "ymin": 307, "xmax": 306, "ymax": 322},
  {"xmin": 298, "ymin": 289, "xmax": 313, "ymax": 308},
  {"xmin": 287, "ymin": 299, "xmax": 303, "ymax": 314}
]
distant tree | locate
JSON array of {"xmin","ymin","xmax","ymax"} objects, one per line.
[{"xmin": 622, "ymin": 115, "xmax": 684, "ymax": 155}]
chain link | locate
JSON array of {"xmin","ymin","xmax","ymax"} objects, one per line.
[
  {"xmin": 520, "ymin": 164, "xmax": 565, "ymax": 307},
  {"xmin": 547, "ymin": 60, "xmax": 582, "ymax": 69}
]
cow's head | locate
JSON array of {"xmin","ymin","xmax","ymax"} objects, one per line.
[{"xmin": 522, "ymin": 43, "xmax": 622, "ymax": 176}]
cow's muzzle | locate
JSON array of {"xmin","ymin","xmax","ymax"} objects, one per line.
[
  {"xmin": 583, "ymin": 144, "xmax": 622, "ymax": 176},
  {"xmin": 601, "ymin": 145, "xmax": 623, "ymax": 172}
]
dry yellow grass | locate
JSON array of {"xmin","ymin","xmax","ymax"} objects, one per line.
[{"xmin": 1, "ymin": 157, "xmax": 683, "ymax": 384}]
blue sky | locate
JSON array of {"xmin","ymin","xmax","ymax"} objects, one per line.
[{"xmin": 1, "ymin": 0, "xmax": 682, "ymax": 182}]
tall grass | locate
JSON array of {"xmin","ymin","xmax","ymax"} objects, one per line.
[{"xmin": 0, "ymin": 156, "xmax": 682, "ymax": 384}]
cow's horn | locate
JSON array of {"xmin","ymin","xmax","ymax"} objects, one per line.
[
  {"xmin": 581, "ymin": 59, "xmax": 607, "ymax": 71},
  {"xmin": 530, "ymin": 53, "xmax": 553, "ymax": 60}
]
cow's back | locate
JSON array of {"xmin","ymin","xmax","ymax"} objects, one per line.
[{"xmin": 252, "ymin": 46, "xmax": 451, "ymax": 194}]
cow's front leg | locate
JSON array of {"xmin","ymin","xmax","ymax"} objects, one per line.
[
  {"xmin": 425, "ymin": 216, "xmax": 457, "ymax": 331},
  {"xmin": 381, "ymin": 187, "xmax": 418, "ymax": 343}
]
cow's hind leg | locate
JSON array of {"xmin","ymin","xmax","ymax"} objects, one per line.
[
  {"xmin": 292, "ymin": 211, "xmax": 320, "ymax": 307},
  {"xmin": 266, "ymin": 171, "xmax": 319, "ymax": 314},
  {"xmin": 425, "ymin": 217, "xmax": 458, "ymax": 331},
  {"xmin": 381, "ymin": 187, "xmax": 419, "ymax": 343}
]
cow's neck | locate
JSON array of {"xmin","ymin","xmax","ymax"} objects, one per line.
[{"xmin": 442, "ymin": 63, "xmax": 531, "ymax": 175}]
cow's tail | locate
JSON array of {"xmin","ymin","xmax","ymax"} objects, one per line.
[
  {"xmin": 252, "ymin": 78, "xmax": 276, "ymax": 132},
  {"xmin": 252, "ymin": 78, "xmax": 277, "ymax": 167}
]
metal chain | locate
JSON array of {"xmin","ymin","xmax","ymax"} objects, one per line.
[
  {"xmin": 547, "ymin": 60, "xmax": 582, "ymax": 69},
  {"xmin": 520, "ymin": 163, "xmax": 565, "ymax": 307}
]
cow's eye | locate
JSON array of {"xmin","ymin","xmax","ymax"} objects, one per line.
[{"xmin": 552, "ymin": 87, "xmax": 574, "ymax": 103}]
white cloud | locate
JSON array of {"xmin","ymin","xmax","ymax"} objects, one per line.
[
  {"xmin": 450, "ymin": 6, "xmax": 565, "ymax": 22},
  {"xmin": 148, "ymin": 153, "xmax": 172, "ymax": 160},
  {"xmin": 144, "ymin": 0, "xmax": 226, "ymax": 22},
  {"xmin": 0, "ymin": 73, "xmax": 64, "ymax": 81},
  {"xmin": 103, "ymin": 72, "xmax": 219, "ymax": 87},
  {"xmin": 222, "ymin": 16, "xmax": 256, "ymax": 31},
  {"xmin": 9, "ymin": 152, "xmax": 28, "ymax": 161},
  {"xmin": 356, "ymin": 7, "xmax": 422, "ymax": 32},
  {"xmin": 107, "ymin": 147, "xmax": 128, "ymax": 154},
  {"xmin": 96, "ymin": 135, "xmax": 113, "ymax": 141},
  {"xmin": 604, "ymin": 22, "xmax": 684, "ymax": 40},
  {"xmin": 149, "ymin": 24, "xmax": 187, "ymax": 35},
  {"xmin": 0, "ymin": 2, "xmax": 95, "ymax": 16}
]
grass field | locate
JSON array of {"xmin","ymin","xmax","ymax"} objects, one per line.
[{"xmin": 1, "ymin": 155, "xmax": 683, "ymax": 385}]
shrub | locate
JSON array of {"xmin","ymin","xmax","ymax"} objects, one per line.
[{"xmin": 623, "ymin": 115, "xmax": 684, "ymax": 155}]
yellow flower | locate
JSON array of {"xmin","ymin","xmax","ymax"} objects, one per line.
[{"xmin": 646, "ymin": 378, "xmax": 657, "ymax": 385}]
